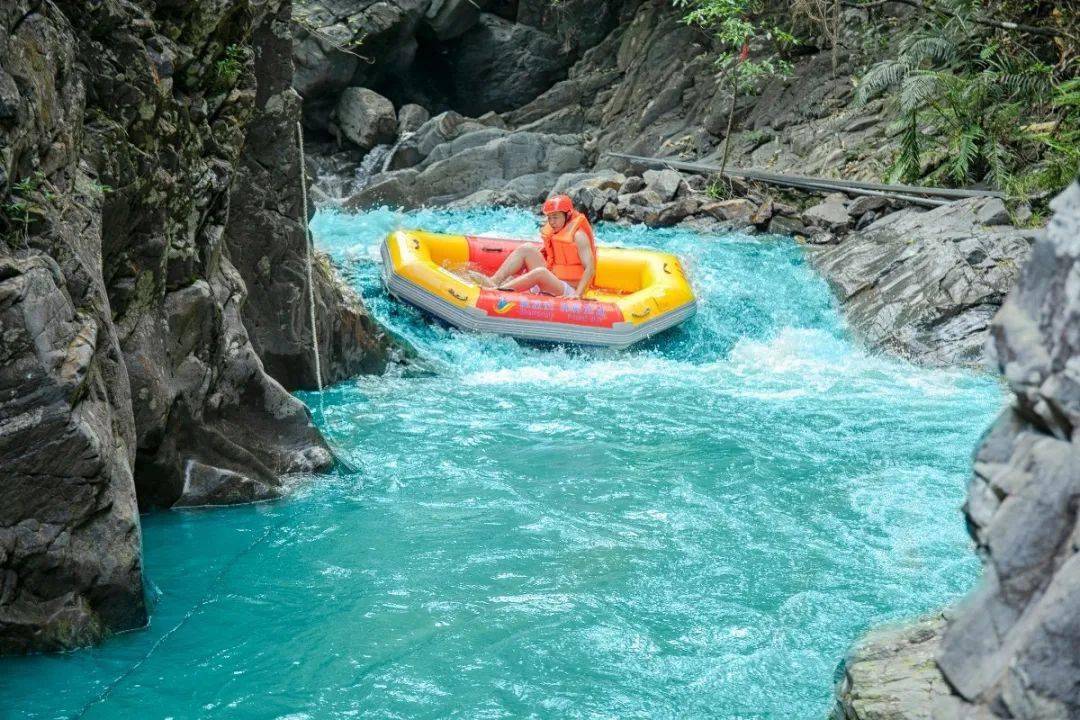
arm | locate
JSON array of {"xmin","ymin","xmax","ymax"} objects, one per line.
[{"xmin": 572, "ymin": 230, "xmax": 595, "ymax": 298}]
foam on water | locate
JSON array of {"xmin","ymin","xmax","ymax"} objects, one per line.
[{"xmin": 2, "ymin": 207, "xmax": 1003, "ymax": 719}]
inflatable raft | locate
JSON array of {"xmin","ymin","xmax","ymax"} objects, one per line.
[{"xmin": 381, "ymin": 230, "xmax": 696, "ymax": 348}]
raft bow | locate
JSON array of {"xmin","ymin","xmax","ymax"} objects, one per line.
[{"xmin": 381, "ymin": 230, "xmax": 696, "ymax": 349}]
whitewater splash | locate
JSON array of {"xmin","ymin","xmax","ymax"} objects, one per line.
[{"xmin": 2, "ymin": 207, "xmax": 1004, "ymax": 720}]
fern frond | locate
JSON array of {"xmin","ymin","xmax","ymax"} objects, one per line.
[
  {"xmin": 898, "ymin": 71, "xmax": 943, "ymax": 113},
  {"xmin": 856, "ymin": 60, "xmax": 911, "ymax": 104},
  {"xmin": 902, "ymin": 35, "xmax": 956, "ymax": 65},
  {"xmin": 950, "ymin": 124, "xmax": 984, "ymax": 182}
]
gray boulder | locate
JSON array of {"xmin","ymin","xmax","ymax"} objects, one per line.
[
  {"xmin": 397, "ymin": 103, "xmax": 430, "ymax": 135},
  {"xmin": 643, "ymin": 169, "xmax": 683, "ymax": 202},
  {"xmin": 974, "ymin": 197, "xmax": 1010, "ymax": 225},
  {"xmin": 335, "ymin": 88, "xmax": 397, "ymax": 151},
  {"xmin": 423, "ymin": 0, "xmax": 486, "ymax": 40},
  {"xmin": 346, "ymin": 132, "xmax": 586, "ymax": 208},
  {"xmin": 803, "ymin": 199, "xmax": 852, "ymax": 231},
  {"xmin": 412, "ymin": 110, "xmax": 489, "ymax": 157},
  {"xmin": 810, "ymin": 198, "xmax": 1033, "ymax": 366}
]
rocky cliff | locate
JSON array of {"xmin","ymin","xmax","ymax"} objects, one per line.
[
  {"xmin": 299, "ymin": 0, "xmax": 1033, "ymax": 366},
  {"xmin": 1, "ymin": 0, "xmax": 388, "ymax": 654},
  {"xmin": 834, "ymin": 181, "xmax": 1080, "ymax": 719}
]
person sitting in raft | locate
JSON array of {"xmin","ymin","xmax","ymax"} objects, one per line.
[{"xmin": 473, "ymin": 195, "xmax": 597, "ymax": 298}]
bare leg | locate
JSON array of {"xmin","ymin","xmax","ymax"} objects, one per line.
[
  {"xmin": 489, "ymin": 245, "xmax": 546, "ymax": 287},
  {"xmin": 499, "ymin": 267, "xmax": 570, "ymax": 295}
]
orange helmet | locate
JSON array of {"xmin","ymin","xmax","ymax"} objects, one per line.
[{"xmin": 542, "ymin": 194, "xmax": 574, "ymax": 215}]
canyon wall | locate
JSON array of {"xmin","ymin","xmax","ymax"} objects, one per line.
[{"xmin": 0, "ymin": 0, "xmax": 388, "ymax": 654}]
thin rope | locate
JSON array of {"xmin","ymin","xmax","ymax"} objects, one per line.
[
  {"xmin": 297, "ymin": 121, "xmax": 323, "ymax": 392},
  {"xmin": 70, "ymin": 523, "xmax": 277, "ymax": 719}
]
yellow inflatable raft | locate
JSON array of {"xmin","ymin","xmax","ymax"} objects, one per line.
[{"xmin": 381, "ymin": 230, "xmax": 696, "ymax": 348}]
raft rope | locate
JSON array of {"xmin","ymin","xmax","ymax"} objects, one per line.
[
  {"xmin": 70, "ymin": 522, "xmax": 278, "ymax": 719},
  {"xmin": 297, "ymin": 121, "xmax": 323, "ymax": 392}
]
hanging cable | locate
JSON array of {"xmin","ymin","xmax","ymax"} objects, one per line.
[{"xmin": 297, "ymin": 121, "xmax": 323, "ymax": 392}]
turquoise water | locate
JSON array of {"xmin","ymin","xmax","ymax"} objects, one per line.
[{"xmin": 3, "ymin": 208, "xmax": 1003, "ymax": 719}]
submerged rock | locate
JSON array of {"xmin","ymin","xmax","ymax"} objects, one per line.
[{"xmin": 810, "ymin": 197, "xmax": 1033, "ymax": 366}]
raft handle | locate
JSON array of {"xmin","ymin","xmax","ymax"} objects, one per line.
[
  {"xmin": 448, "ymin": 288, "xmax": 468, "ymax": 301},
  {"xmin": 481, "ymin": 246, "xmax": 504, "ymax": 253},
  {"xmin": 632, "ymin": 307, "xmax": 652, "ymax": 319},
  {"xmin": 663, "ymin": 263, "xmax": 672, "ymax": 274}
]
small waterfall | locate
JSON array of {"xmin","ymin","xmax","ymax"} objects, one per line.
[
  {"xmin": 352, "ymin": 144, "xmax": 393, "ymax": 191},
  {"xmin": 307, "ymin": 143, "xmax": 397, "ymax": 205}
]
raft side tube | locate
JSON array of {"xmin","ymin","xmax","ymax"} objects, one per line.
[{"xmin": 381, "ymin": 230, "xmax": 697, "ymax": 348}]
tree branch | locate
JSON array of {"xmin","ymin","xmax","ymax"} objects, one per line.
[{"xmin": 842, "ymin": 0, "xmax": 1077, "ymax": 42}]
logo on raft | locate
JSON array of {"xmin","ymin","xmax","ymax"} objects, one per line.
[{"xmin": 494, "ymin": 298, "xmax": 517, "ymax": 314}]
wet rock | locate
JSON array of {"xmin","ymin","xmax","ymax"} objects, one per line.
[
  {"xmin": 643, "ymin": 169, "xmax": 683, "ymax": 202},
  {"xmin": 397, "ymin": 103, "xmax": 430, "ymax": 135},
  {"xmin": 810, "ymin": 197, "xmax": 1033, "ymax": 366},
  {"xmin": 385, "ymin": 141, "xmax": 425, "ymax": 171},
  {"xmin": 343, "ymin": 169, "xmax": 421, "ymax": 209},
  {"xmin": 768, "ymin": 215, "xmax": 808, "ymax": 236},
  {"xmin": 335, "ymin": 88, "xmax": 397, "ymax": 151},
  {"xmin": 832, "ymin": 615, "xmax": 960, "ymax": 720},
  {"xmin": 2, "ymin": 0, "xmax": 387, "ymax": 654},
  {"xmin": 655, "ymin": 197, "xmax": 701, "ymax": 227},
  {"xmin": 703, "ymin": 198, "xmax": 756, "ymax": 224}
]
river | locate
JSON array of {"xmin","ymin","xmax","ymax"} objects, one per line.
[{"xmin": 3, "ymin": 207, "xmax": 1002, "ymax": 719}]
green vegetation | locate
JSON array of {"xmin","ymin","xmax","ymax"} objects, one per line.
[
  {"xmin": 855, "ymin": 1, "xmax": 1078, "ymax": 200},
  {"xmin": 673, "ymin": 0, "xmax": 1077, "ymax": 202},
  {"xmin": 2, "ymin": 172, "xmax": 54, "ymax": 240},
  {"xmin": 214, "ymin": 44, "xmax": 246, "ymax": 88},
  {"xmin": 674, "ymin": 0, "xmax": 796, "ymax": 87}
]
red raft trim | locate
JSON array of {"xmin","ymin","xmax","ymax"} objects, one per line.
[
  {"xmin": 475, "ymin": 289, "xmax": 624, "ymax": 328},
  {"xmin": 465, "ymin": 235, "xmax": 531, "ymax": 274}
]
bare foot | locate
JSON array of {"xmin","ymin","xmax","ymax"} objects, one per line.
[{"xmin": 466, "ymin": 270, "xmax": 495, "ymax": 288}]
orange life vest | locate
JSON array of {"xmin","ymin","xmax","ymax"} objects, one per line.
[{"xmin": 540, "ymin": 211, "xmax": 597, "ymax": 285}]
